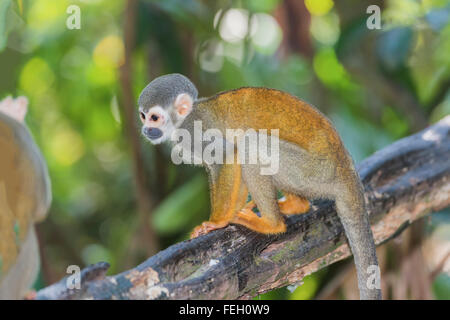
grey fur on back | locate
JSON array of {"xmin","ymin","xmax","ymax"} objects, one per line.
[{"xmin": 138, "ymin": 74, "xmax": 198, "ymax": 111}]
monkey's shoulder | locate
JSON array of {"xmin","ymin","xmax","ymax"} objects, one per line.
[
  {"xmin": 200, "ymin": 87, "xmax": 328, "ymax": 123},
  {"xmin": 202, "ymin": 87, "xmax": 307, "ymax": 107},
  {"xmin": 198, "ymin": 87, "xmax": 344, "ymax": 156}
]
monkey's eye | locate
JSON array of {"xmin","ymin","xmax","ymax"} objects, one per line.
[
  {"xmin": 140, "ymin": 112, "xmax": 146, "ymax": 121},
  {"xmin": 150, "ymin": 114, "xmax": 159, "ymax": 121}
]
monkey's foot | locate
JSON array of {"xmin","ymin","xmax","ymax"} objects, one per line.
[
  {"xmin": 233, "ymin": 207, "xmax": 286, "ymax": 234},
  {"xmin": 278, "ymin": 193, "xmax": 310, "ymax": 215},
  {"xmin": 241, "ymin": 200, "xmax": 256, "ymax": 212},
  {"xmin": 190, "ymin": 221, "xmax": 229, "ymax": 239}
]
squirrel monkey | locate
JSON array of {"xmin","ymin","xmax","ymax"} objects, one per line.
[
  {"xmin": 138, "ymin": 74, "xmax": 381, "ymax": 300},
  {"xmin": 0, "ymin": 96, "xmax": 52, "ymax": 299}
]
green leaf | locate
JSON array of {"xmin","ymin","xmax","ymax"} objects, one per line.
[
  {"xmin": 433, "ymin": 273, "xmax": 450, "ymax": 299},
  {"xmin": 0, "ymin": 0, "xmax": 12, "ymax": 52},
  {"xmin": 430, "ymin": 91, "xmax": 450, "ymax": 123},
  {"xmin": 152, "ymin": 174, "xmax": 209, "ymax": 235},
  {"xmin": 247, "ymin": 0, "xmax": 280, "ymax": 13},
  {"xmin": 289, "ymin": 274, "xmax": 320, "ymax": 300}
]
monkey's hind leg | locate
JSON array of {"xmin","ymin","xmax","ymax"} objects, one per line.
[
  {"xmin": 191, "ymin": 163, "xmax": 248, "ymax": 238},
  {"xmin": 240, "ymin": 192, "xmax": 310, "ymax": 215},
  {"xmin": 278, "ymin": 192, "xmax": 310, "ymax": 215},
  {"xmin": 232, "ymin": 165, "xmax": 286, "ymax": 234}
]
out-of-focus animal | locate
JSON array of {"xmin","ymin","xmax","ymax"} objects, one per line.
[{"xmin": 0, "ymin": 96, "xmax": 51, "ymax": 299}]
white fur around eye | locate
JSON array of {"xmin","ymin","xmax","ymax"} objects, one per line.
[{"xmin": 147, "ymin": 106, "xmax": 168, "ymax": 123}]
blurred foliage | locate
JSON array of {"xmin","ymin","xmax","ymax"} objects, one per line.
[{"xmin": 0, "ymin": 0, "xmax": 448, "ymax": 299}]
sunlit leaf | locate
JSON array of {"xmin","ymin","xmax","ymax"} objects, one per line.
[
  {"xmin": 93, "ymin": 35, "xmax": 125, "ymax": 69},
  {"xmin": 289, "ymin": 274, "xmax": 320, "ymax": 300},
  {"xmin": 0, "ymin": 0, "xmax": 12, "ymax": 51},
  {"xmin": 430, "ymin": 91, "xmax": 450, "ymax": 123},
  {"xmin": 19, "ymin": 57, "xmax": 55, "ymax": 95},
  {"xmin": 313, "ymin": 48, "xmax": 353, "ymax": 89},
  {"xmin": 48, "ymin": 124, "xmax": 85, "ymax": 166},
  {"xmin": 305, "ymin": 0, "xmax": 334, "ymax": 16}
]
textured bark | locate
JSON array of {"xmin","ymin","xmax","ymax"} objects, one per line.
[{"xmin": 36, "ymin": 116, "xmax": 450, "ymax": 300}]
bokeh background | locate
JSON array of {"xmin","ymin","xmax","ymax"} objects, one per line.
[{"xmin": 0, "ymin": 0, "xmax": 449, "ymax": 299}]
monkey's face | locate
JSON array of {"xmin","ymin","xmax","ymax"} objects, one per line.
[
  {"xmin": 139, "ymin": 93, "xmax": 194, "ymax": 145},
  {"xmin": 139, "ymin": 105, "xmax": 173, "ymax": 144}
]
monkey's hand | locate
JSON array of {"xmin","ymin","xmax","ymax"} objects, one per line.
[{"xmin": 190, "ymin": 221, "xmax": 229, "ymax": 239}]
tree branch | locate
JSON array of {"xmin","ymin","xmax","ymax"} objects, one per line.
[{"xmin": 36, "ymin": 116, "xmax": 450, "ymax": 300}]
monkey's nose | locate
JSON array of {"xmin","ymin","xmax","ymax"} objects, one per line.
[{"xmin": 143, "ymin": 127, "xmax": 163, "ymax": 140}]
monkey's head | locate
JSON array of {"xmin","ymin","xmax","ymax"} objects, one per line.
[{"xmin": 138, "ymin": 73, "xmax": 198, "ymax": 144}]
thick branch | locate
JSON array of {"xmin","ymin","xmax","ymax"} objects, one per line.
[{"xmin": 36, "ymin": 116, "xmax": 450, "ymax": 300}]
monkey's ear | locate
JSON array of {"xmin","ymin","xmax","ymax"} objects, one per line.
[
  {"xmin": 174, "ymin": 93, "xmax": 193, "ymax": 119},
  {"xmin": 0, "ymin": 96, "xmax": 28, "ymax": 123}
]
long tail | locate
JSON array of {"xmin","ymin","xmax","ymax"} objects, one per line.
[{"xmin": 334, "ymin": 168, "xmax": 382, "ymax": 300}]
